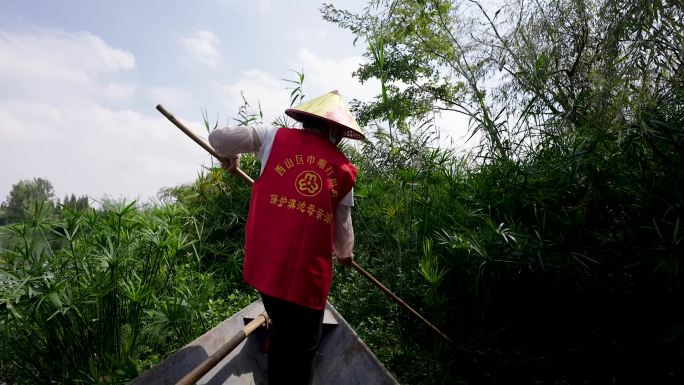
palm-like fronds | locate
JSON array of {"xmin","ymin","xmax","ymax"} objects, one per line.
[{"xmin": 0, "ymin": 199, "xmax": 250, "ymax": 384}]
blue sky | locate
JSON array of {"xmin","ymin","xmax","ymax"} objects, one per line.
[{"xmin": 0, "ymin": 0, "xmax": 469, "ymax": 203}]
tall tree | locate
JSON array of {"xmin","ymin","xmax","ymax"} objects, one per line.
[
  {"xmin": 322, "ymin": 0, "xmax": 684, "ymax": 160},
  {"xmin": 61, "ymin": 193, "xmax": 89, "ymax": 212},
  {"xmin": 1, "ymin": 177, "xmax": 56, "ymax": 224}
]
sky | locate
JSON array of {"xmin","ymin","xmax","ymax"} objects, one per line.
[{"xmin": 0, "ymin": 0, "xmax": 471, "ymax": 204}]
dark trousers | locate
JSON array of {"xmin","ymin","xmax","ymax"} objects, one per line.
[{"xmin": 260, "ymin": 293, "xmax": 324, "ymax": 385}]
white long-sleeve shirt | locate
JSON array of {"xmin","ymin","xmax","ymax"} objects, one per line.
[{"xmin": 208, "ymin": 126, "xmax": 355, "ymax": 261}]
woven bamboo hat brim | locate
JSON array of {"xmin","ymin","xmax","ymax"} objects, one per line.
[{"xmin": 285, "ymin": 90, "xmax": 365, "ymax": 140}]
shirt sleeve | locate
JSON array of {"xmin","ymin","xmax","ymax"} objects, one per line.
[
  {"xmin": 208, "ymin": 126, "xmax": 260, "ymax": 157},
  {"xmin": 333, "ymin": 203, "xmax": 354, "ymax": 261},
  {"xmin": 340, "ymin": 187, "xmax": 354, "ymax": 207},
  {"xmin": 254, "ymin": 126, "xmax": 278, "ymax": 164}
]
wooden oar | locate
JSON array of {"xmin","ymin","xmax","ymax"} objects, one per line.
[
  {"xmin": 175, "ymin": 314, "xmax": 268, "ymax": 385},
  {"xmin": 156, "ymin": 104, "xmax": 454, "ymax": 345}
]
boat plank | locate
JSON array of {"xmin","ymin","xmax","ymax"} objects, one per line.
[{"xmin": 129, "ymin": 300, "xmax": 398, "ymax": 385}]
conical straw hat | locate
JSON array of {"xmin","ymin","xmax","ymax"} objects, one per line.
[{"xmin": 285, "ymin": 90, "xmax": 365, "ymax": 140}]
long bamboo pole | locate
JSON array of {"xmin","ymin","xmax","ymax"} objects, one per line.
[
  {"xmin": 175, "ymin": 314, "xmax": 268, "ymax": 385},
  {"xmin": 156, "ymin": 104, "xmax": 454, "ymax": 345},
  {"xmin": 352, "ymin": 262, "xmax": 453, "ymax": 344},
  {"xmin": 156, "ymin": 105, "xmax": 254, "ymax": 185}
]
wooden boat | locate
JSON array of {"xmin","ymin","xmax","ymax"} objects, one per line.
[{"xmin": 129, "ymin": 300, "xmax": 398, "ymax": 385}]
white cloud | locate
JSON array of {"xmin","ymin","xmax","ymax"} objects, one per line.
[
  {"xmin": 0, "ymin": 29, "xmax": 137, "ymax": 107},
  {"xmin": 293, "ymin": 47, "xmax": 379, "ymax": 103},
  {"xmin": 0, "ymin": 100, "xmax": 66, "ymax": 139},
  {"xmin": 0, "ymin": 28, "xmax": 139, "ymax": 115},
  {"xmin": 0, "ymin": 102, "xmax": 208, "ymax": 201},
  {"xmin": 0, "ymin": 29, "xmax": 207, "ymax": 202},
  {"xmin": 100, "ymin": 82, "xmax": 138, "ymax": 100},
  {"xmin": 435, "ymin": 109, "xmax": 480, "ymax": 152},
  {"xmin": 0, "ymin": 30, "xmax": 134, "ymax": 83},
  {"xmin": 216, "ymin": 0, "xmax": 272, "ymax": 13},
  {"xmin": 213, "ymin": 49, "xmax": 380, "ymax": 128},
  {"xmin": 146, "ymin": 86, "xmax": 194, "ymax": 112},
  {"xmin": 216, "ymin": 69, "xmax": 290, "ymax": 124},
  {"xmin": 181, "ymin": 30, "xmax": 220, "ymax": 68},
  {"xmin": 257, "ymin": 0, "xmax": 274, "ymax": 13}
]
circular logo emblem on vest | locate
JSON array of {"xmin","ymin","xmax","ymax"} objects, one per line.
[{"xmin": 295, "ymin": 171, "xmax": 323, "ymax": 197}]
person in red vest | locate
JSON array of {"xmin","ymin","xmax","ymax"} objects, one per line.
[{"xmin": 208, "ymin": 90, "xmax": 365, "ymax": 385}]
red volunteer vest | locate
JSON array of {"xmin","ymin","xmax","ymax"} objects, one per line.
[{"xmin": 243, "ymin": 128, "xmax": 357, "ymax": 309}]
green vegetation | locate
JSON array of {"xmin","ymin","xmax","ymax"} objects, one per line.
[
  {"xmin": 1, "ymin": 0, "xmax": 683, "ymax": 384},
  {"xmin": 0, "ymin": 178, "xmax": 57, "ymax": 225},
  {"xmin": 0, "ymin": 171, "xmax": 257, "ymax": 384},
  {"xmin": 322, "ymin": 0, "xmax": 684, "ymax": 383}
]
